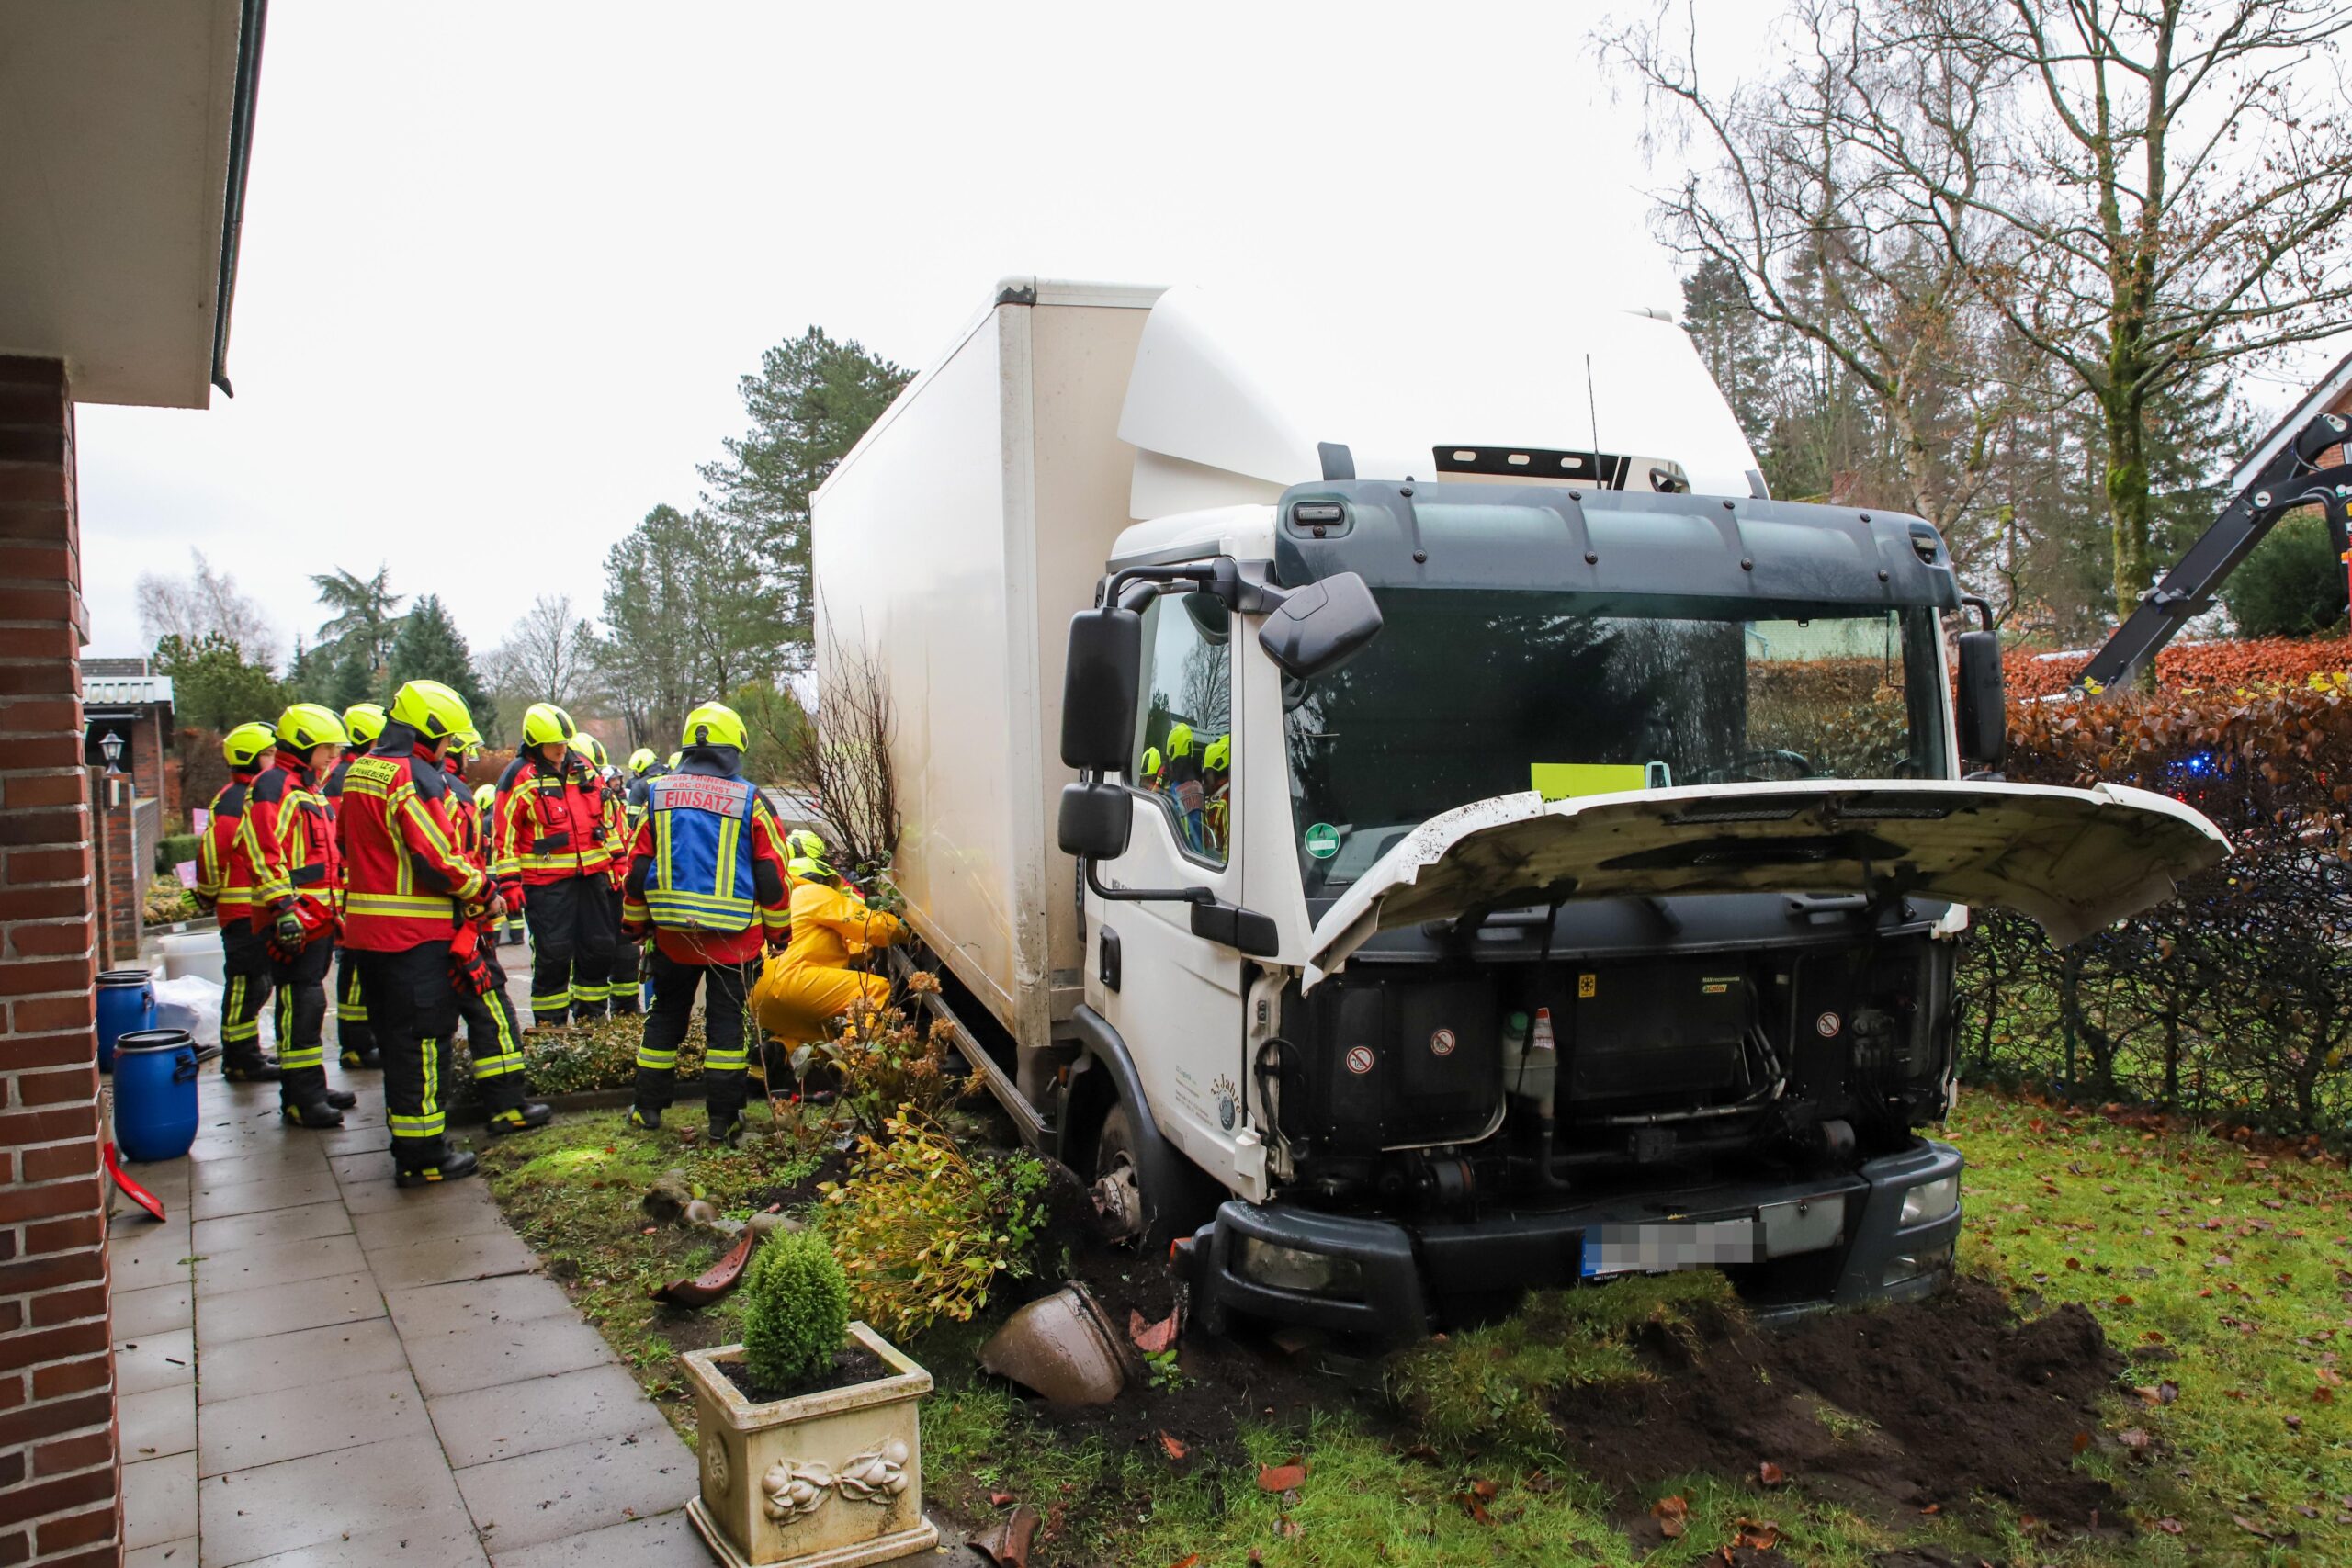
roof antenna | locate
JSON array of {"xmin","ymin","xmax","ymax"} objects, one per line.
[{"xmin": 1585, "ymin": 355, "xmax": 1602, "ymax": 490}]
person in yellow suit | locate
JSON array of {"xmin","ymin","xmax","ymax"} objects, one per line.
[{"xmin": 749, "ymin": 846, "xmax": 909, "ymax": 1049}]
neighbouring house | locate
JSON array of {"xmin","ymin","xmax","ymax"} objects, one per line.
[
  {"xmin": 79, "ymin": 660, "xmax": 179, "ymax": 967},
  {"xmin": 0, "ymin": 6, "xmax": 267, "ymax": 1566}
]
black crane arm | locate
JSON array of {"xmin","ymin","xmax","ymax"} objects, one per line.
[{"xmin": 2073, "ymin": 412, "xmax": 2351, "ymax": 694}]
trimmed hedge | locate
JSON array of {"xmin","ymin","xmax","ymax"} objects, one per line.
[{"xmin": 1959, "ymin": 685, "xmax": 2352, "ymax": 1134}]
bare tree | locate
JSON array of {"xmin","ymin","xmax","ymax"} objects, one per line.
[
  {"xmin": 135, "ymin": 549, "xmax": 278, "ymax": 667},
  {"xmin": 1607, "ymin": 1, "xmax": 2352, "ymax": 663},
  {"xmin": 786, "ymin": 615, "xmax": 900, "ymax": 876},
  {"xmin": 492, "ymin": 594, "xmax": 598, "ymax": 711},
  {"xmin": 1601, "ymin": 0, "xmax": 2032, "ymax": 566}
]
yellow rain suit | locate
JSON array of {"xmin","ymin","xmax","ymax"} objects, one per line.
[{"xmin": 750, "ymin": 879, "xmax": 909, "ymax": 1047}]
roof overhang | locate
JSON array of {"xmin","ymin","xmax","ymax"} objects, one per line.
[{"xmin": 0, "ymin": 0, "xmax": 265, "ymax": 408}]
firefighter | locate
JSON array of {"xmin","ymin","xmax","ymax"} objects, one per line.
[
  {"xmin": 338, "ymin": 679, "xmax": 504, "ymax": 1187},
  {"xmin": 244, "ymin": 704, "xmax": 359, "ymax": 1127},
  {"xmin": 444, "ymin": 729, "xmax": 551, "ymax": 1134},
  {"xmin": 1202, "ymin": 733, "xmax": 1232, "ymax": 855},
  {"xmin": 748, "ymin": 842, "xmax": 909, "ymax": 1051},
  {"xmin": 621, "ymin": 702, "xmax": 792, "ymax": 1144},
  {"xmin": 194, "ymin": 722, "xmax": 283, "ymax": 1083},
  {"xmin": 492, "ymin": 704, "xmax": 618, "ymax": 1027},
  {"xmin": 572, "ymin": 733, "xmax": 641, "ymax": 1018},
  {"xmin": 323, "ymin": 702, "xmax": 386, "ymax": 1069}
]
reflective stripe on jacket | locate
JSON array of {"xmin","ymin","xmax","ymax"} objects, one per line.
[
  {"xmin": 243, "ymin": 757, "xmax": 340, "ymax": 927},
  {"xmin": 641, "ymin": 773, "xmax": 763, "ymax": 931},
  {"xmin": 198, "ymin": 773, "xmax": 266, "ymax": 925},
  {"xmin": 337, "ymin": 732, "xmax": 489, "ymax": 951},
  {"xmin": 492, "ymin": 752, "xmax": 610, "ymax": 885}
]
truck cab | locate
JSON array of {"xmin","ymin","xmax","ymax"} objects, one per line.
[{"xmin": 812, "ymin": 278, "xmax": 2228, "ymax": 1341}]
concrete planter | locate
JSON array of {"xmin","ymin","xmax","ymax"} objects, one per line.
[{"xmin": 684, "ymin": 1323, "xmax": 938, "ymax": 1568}]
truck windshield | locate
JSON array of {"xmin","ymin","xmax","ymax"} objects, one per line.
[{"xmin": 1284, "ymin": 590, "xmax": 1951, "ymax": 896}]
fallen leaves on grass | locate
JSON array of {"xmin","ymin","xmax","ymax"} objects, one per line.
[
  {"xmin": 1732, "ymin": 1517, "xmax": 1781, "ymax": 1551},
  {"xmin": 1652, "ymin": 1493, "xmax": 1690, "ymax": 1539},
  {"xmin": 1256, "ymin": 1462, "xmax": 1306, "ymax": 1494},
  {"xmin": 1455, "ymin": 1477, "xmax": 1501, "ymax": 1523},
  {"xmin": 1158, "ymin": 1431, "xmax": 1188, "ymax": 1462},
  {"xmin": 1757, "ymin": 1460, "xmax": 1786, "ymax": 1487}
]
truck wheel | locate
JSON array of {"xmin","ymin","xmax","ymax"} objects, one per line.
[{"xmin": 1091, "ymin": 1102, "xmax": 1149, "ymax": 1243}]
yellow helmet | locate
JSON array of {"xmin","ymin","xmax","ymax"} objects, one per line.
[
  {"xmin": 221, "ymin": 721, "xmax": 278, "ymax": 769},
  {"xmin": 666, "ymin": 750, "xmax": 681, "ymax": 768},
  {"xmin": 521, "ymin": 703, "xmax": 575, "ymax": 749},
  {"xmin": 680, "ymin": 702, "xmax": 747, "ymax": 751},
  {"xmin": 1166, "ymin": 722, "xmax": 1193, "ymax": 758},
  {"xmin": 276, "ymin": 703, "xmax": 349, "ymax": 753},
  {"xmin": 628, "ymin": 747, "xmax": 656, "ymax": 774},
  {"xmin": 389, "ymin": 679, "xmax": 472, "ymax": 741},
  {"xmin": 786, "ymin": 828, "xmax": 827, "ymax": 861},
  {"xmin": 1204, "ymin": 735, "xmax": 1230, "ymax": 772},
  {"xmin": 473, "ymin": 783, "xmax": 495, "ymax": 811},
  {"xmin": 342, "ymin": 703, "xmax": 388, "ymax": 747},
  {"xmin": 569, "ymin": 732, "xmax": 608, "ymax": 769},
  {"xmin": 788, "ymin": 854, "xmax": 835, "ymax": 884},
  {"xmin": 1140, "ymin": 746, "xmax": 1161, "ymax": 776}
]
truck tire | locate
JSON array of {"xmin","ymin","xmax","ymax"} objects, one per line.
[{"xmin": 1091, "ymin": 1101, "xmax": 1149, "ymax": 1244}]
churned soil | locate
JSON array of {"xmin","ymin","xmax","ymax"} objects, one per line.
[{"xmin": 1556, "ymin": 1276, "xmax": 2131, "ymax": 1548}]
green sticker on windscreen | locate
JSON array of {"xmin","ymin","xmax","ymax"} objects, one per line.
[{"xmin": 1304, "ymin": 823, "xmax": 1340, "ymax": 860}]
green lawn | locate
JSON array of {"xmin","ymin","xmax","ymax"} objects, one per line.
[{"xmin": 481, "ymin": 1094, "xmax": 2352, "ymax": 1565}]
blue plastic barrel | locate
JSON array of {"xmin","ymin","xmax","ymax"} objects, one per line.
[
  {"xmin": 113, "ymin": 1030, "xmax": 201, "ymax": 1162},
  {"xmin": 96, "ymin": 969, "xmax": 155, "ymax": 1075}
]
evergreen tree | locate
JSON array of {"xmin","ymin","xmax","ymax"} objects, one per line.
[
  {"xmin": 154, "ymin": 633, "xmax": 286, "ymax": 735},
  {"xmin": 386, "ymin": 594, "xmax": 492, "ymax": 732},
  {"xmin": 311, "ymin": 565, "xmax": 405, "ymax": 676},
  {"xmin": 698, "ymin": 328, "xmax": 910, "ymax": 665},
  {"xmin": 329, "ymin": 643, "xmax": 381, "ymax": 710}
]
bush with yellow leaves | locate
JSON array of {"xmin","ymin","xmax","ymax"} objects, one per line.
[
  {"xmin": 817, "ymin": 1111, "xmax": 1050, "ymax": 1337},
  {"xmin": 790, "ymin": 973, "xmax": 973, "ymax": 1135}
]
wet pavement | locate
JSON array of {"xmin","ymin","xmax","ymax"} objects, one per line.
[{"xmin": 109, "ymin": 1006, "xmax": 709, "ymax": 1568}]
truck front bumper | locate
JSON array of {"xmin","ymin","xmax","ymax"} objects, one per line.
[{"xmin": 1190, "ymin": 1138, "xmax": 1963, "ymax": 1341}]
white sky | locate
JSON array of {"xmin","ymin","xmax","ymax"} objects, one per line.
[{"xmin": 71, "ymin": 1, "xmax": 2343, "ymax": 666}]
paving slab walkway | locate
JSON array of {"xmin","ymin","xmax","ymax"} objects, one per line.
[{"xmin": 109, "ymin": 1026, "xmax": 712, "ymax": 1568}]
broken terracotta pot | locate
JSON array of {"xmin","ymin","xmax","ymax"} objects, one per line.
[{"xmin": 978, "ymin": 1283, "xmax": 1130, "ymax": 1404}]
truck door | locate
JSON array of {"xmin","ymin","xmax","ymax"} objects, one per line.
[{"xmin": 1096, "ymin": 584, "xmax": 1248, "ymax": 1192}]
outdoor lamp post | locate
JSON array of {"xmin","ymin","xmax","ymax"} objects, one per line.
[{"xmin": 99, "ymin": 728, "xmax": 123, "ymax": 773}]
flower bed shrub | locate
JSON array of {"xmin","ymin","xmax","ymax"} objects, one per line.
[
  {"xmin": 1958, "ymin": 683, "xmax": 2352, "ymax": 1134},
  {"xmin": 741, "ymin": 1230, "xmax": 852, "ymax": 1393},
  {"xmin": 444, "ymin": 1010, "xmax": 703, "ymax": 1110}
]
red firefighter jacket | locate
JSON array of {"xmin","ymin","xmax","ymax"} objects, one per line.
[
  {"xmin": 492, "ymin": 750, "xmax": 610, "ymax": 891},
  {"xmin": 196, "ymin": 769, "xmax": 268, "ymax": 928},
  {"xmin": 242, "ymin": 753, "xmax": 342, "ymax": 938},
  {"xmin": 336, "ymin": 732, "xmax": 491, "ymax": 951}
]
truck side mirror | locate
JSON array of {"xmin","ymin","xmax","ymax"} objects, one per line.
[
  {"xmin": 1060, "ymin": 606, "xmax": 1142, "ymax": 770},
  {"xmin": 1057, "ymin": 780, "xmax": 1133, "ymax": 859},
  {"xmin": 1955, "ymin": 629, "xmax": 2007, "ymax": 770},
  {"xmin": 1257, "ymin": 570, "xmax": 1383, "ymax": 681}
]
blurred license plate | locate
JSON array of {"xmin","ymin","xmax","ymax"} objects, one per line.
[{"xmin": 1580, "ymin": 1219, "xmax": 1758, "ymax": 1278}]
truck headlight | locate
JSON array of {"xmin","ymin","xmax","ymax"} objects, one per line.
[
  {"xmin": 1899, "ymin": 1174, "xmax": 1960, "ymax": 1228},
  {"xmin": 1235, "ymin": 1236, "xmax": 1363, "ymax": 1298}
]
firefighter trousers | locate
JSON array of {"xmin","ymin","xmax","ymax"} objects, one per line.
[
  {"xmin": 454, "ymin": 944, "xmax": 528, "ymax": 1116},
  {"xmin": 606, "ymin": 887, "xmax": 640, "ymax": 1016},
  {"xmin": 335, "ymin": 947, "xmax": 376, "ymax": 1065},
  {"xmin": 269, "ymin": 938, "xmax": 334, "ymax": 1110},
  {"xmin": 356, "ymin": 942, "xmax": 459, "ymax": 1173},
  {"xmin": 523, "ymin": 874, "xmax": 616, "ymax": 1025},
  {"xmin": 220, "ymin": 924, "xmax": 274, "ymax": 1067},
  {"xmin": 632, "ymin": 949, "xmax": 759, "ymax": 1121}
]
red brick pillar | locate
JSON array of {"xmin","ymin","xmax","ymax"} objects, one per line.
[{"xmin": 0, "ymin": 356, "xmax": 123, "ymax": 1566}]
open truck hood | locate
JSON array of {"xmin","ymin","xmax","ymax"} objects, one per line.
[{"xmin": 1303, "ymin": 779, "xmax": 2229, "ymax": 988}]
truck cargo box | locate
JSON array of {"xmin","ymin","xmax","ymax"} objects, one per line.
[{"xmin": 810, "ymin": 279, "xmax": 1163, "ymax": 1057}]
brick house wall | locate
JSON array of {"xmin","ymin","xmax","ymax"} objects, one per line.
[{"xmin": 0, "ymin": 355, "xmax": 124, "ymax": 1566}]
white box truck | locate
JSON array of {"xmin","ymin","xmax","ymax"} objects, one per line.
[{"xmin": 811, "ymin": 277, "xmax": 2227, "ymax": 1339}]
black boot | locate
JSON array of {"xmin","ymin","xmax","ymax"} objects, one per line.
[
  {"xmin": 221, "ymin": 1050, "xmax": 282, "ymax": 1084},
  {"xmin": 708, "ymin": 1110, "xmax": 745, "ymax": 1148},
  {"xmin": 394, "ymin": 1149, "xmax": 480, "ymax": 1188},
  {"xmin": 281, "ymin": 1100, "xmax": 345, "ymax": 1129},
  {"xmin": 486, "ymin": 1101, "xmax": 553, "ymax": 1134},
  {"xmin": 323, "ymin": 1088, "xmax": 358, "ymax": 1111},
  {"xmin": 625, "ymin": 1104, "xmax": 661, "ymax": 1131},
  {"xmin": 340, "ymin": 1048, "xmax": 381, "ymax": 1070}
]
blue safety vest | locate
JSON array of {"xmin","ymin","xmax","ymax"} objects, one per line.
[{"xmin": 644, "ymin": 773, "xmax": 760, "ymax": 932}]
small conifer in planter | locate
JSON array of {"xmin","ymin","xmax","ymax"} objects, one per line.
[
  {"xmin": 684, "ymin": 1227, "xmax": 939, "ymax": 1565},
  {"xmin": 740, "ymin": 1230, "xmax": 852, "ymax": 1395}
]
